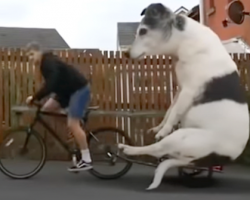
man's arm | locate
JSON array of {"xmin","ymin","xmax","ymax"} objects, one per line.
[{"xmin": 32, "ymin": 57, "xmax": 60, "ymax": 102}]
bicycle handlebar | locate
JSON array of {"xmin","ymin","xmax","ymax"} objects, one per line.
[
  {"xmin": 32, "ymin": 101, "xmax": 43, "ymax": 108},
  {"xmin": 30, "ymin": 101, "xmax": 67, "ymax": 117}
]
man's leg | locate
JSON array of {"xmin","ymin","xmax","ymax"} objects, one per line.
[
  {"xmin": 67, "ymin": 86, "xmax": 92, "ymax": 172},
  {"xmin": 41, "ymin": 97, "xmax": 61, "ymax": 112}
]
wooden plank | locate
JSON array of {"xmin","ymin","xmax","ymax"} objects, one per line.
[
  {"xmin": 239, "ymin": 54, "xmax": 247, "ymax": 90},
  {"xmin": 126, "ymin": 54, "xmax": 133, "ymax": 139},
  {"xmin": 234, "ymin": 54, "xmax": 243, "ymax": 87},
  {"xmin": 115, "ymin": 51, "xmax": 122, "ymax": 111},
  {"xmin": 2, "ymin": 49, "xmax": 10, "ymax": 128},
  {"xmin": 121, "ymin": 55, "xmax": 129, "ymax": 140},
  {"xmin": 109, "ymin": 51, "xmax": 116, "ymax": 111},
  {"xmin": 67, "ymin": 49, "xmax": 73, "ymax": 65},
  {"xmin": 103, "ymin": 51, "xmax": 109, "ymax": 111},
  {"xmin": 78, "ymin": 51, "xmax": 87, "ymax": 77},
  {"xmin": 130, "ymin": 57, "xmax": 140, "ymax": 143},
  {"xmin": 15, "ymin": 49, "xmax": 22, "ymax": 104},
  {"xmin": 121, "ymin": 53, "xmax": 128, "ymax": 111},
  {"xmin": 152, "ymin": 55, "xmax": 158, "ymax": 110},
  {"xmin": 133, "ymin": 58, "xmax": 140, "ymax": 111},
  {"xmin": 22, "ymin": 49, "xmax": 28, "ymax": 104},
  {"xmin": 27, "ymin": 51, "xmax": 34, "ymax": 98},
  {"xmin": 166, "ymin": 56, "xmax": 172, "ymax": 109},
  {"xmin": 144, "ymin": 55, "xmax": 152, "ymax": 145},
  {"xmin": 88, "ymin": 52, "xmax": 97, "ymax": 107},
  {"xmin": 12, "ymin": 106, "xmax": 166, "ymax": 117},
  {"xmin": 96, "ymin": 51, "xmax": 103, "ymax": 108},
  {"xmin": 72, "ymin": 49, "xmax": 79, "ymax": 70},
  {"xmin": 0, "ymin": 49, "xmax": 3, "ymax": 140},
  {"xmin": 115, "ymin": 51, "xmax": 123, "ymax": 138},
  {"xmin": 108, "ymin": 51, "xmax": 117, "ymax": 136},
  {"xmin": 9, "ymin": 49, "xmax": 16, "ymax": 127},
  {"xmin": 145, "ymin": 56, "xmax": 152, "ymax": 110},
  {"xmin": 245, "ymin": 54, "xmax": 250, "ymax": 92},
  {"xmin": 158, "ymin": 55, "xmax": 165, "ymax": 111},
  {"xmin": 140, "ymin": 57, "xmax": 146, "ymax": 110},
  {"xmin": 127, "ymin": 54, "xmax": 134, "ymax": 112},
  {"xmin": 100, "ymin": 52, "xmax": 107, "ymax": 127}
]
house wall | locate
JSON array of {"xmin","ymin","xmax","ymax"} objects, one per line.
[{"xmin": 204, "ymin": 0, "xmax": 250, "ymax": 44}]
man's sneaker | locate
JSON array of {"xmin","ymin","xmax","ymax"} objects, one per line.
[{"xmin": 68, "ymin": 160, "xmax": 93, "ymax": 172}]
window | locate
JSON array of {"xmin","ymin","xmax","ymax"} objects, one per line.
[
  {"xmin": 209, "ymin": 0, "xmax": 215, "ymax": 8},
  {"xmin": 207, "ymin": 0, "xmax": 216, "ymax": 16}
]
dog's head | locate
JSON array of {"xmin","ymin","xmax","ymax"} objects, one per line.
[{"xmin": 124, "ymin": 3, "xmax": 186, "ymax": 59}]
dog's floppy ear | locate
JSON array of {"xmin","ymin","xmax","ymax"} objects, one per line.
[{"xmin": 141, "ymin": 8, "xmax": 146, "ymax": 16}]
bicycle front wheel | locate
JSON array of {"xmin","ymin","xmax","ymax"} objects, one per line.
[
  {"xmin": 0, "ymin": 127, "xmax": 47, "ymax": 179},
  {"xmin": 88, "ymin": 127, "xmax": 133, "ymax": 179}
]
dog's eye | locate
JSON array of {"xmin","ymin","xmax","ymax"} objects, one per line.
[{"xmin": 139, "ymin": 28, "xmax": 147, "ymax": 36}]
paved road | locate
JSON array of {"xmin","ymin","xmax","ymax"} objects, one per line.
[{"xmin": 1, "ymin": 162, "xmax": 250, "ymax": 200}]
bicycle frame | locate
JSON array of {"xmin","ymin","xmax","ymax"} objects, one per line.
[{"xmin": 25, "ymin": 106, "xmax": 93, "ymax": 156}]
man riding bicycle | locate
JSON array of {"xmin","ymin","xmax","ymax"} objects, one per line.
[{"xmin": 25, "ymin": 41, "xmax": 92, "ymax": 172}]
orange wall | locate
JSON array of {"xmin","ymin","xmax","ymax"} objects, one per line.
[{"xmin": 203, "ymin": 0, "xmax": 250, "ymax": 43}]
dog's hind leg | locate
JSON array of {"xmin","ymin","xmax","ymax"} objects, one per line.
[
  {"xmin": 119, "ymin": 128, "xmax": 233, "ymax": 190},
  {"xmin": 118, "ymin": 128, "xmax": 222, "ymax": 160},
  {"xmin": 146, "ymin": 159, "xmax": 189, "ymax": 190},
  {"xmin": 118, "ymin": 140, "xmax": 167, "ymax": 158}
]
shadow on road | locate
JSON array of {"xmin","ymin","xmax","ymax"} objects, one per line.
[
  {"xmin": 77, "ymin": 172, "xmax": 250, "ymax": 194},
  {"xmin": 1, "ymin": 162, "xmax": 250, "ymax": 195}
]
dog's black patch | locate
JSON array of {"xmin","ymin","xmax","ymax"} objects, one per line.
[
  {"xmin": 143, "ymin": 17, "xmax": 160, "ymax": 29},
  {"xmin": 141, "ymin": 8, "xmax": 146, "ymax": 16},
  {"xmin": 194, "ymin": 71, "xmax": 246, "ymax": 105},
  {"xmin": 191, "ymin": 153, "xmax": 232, "ymax": 167},
  {"xmin": 146, "ymin": 3, "xmax": 171, "ymax": 18},
  {"xmin": 174, "ymin": 15, "xmax": 186, "ymax": 31}
]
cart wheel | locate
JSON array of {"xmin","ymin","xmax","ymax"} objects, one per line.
[{"xmin": 178, "ymin": 167, "xmax": 213, "ymax": 179}]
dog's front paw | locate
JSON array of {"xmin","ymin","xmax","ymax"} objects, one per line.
[
  {"xmin": 118, "ymin": 143, "xmax": 135, "ymax": 155},
  {"xmin": 155, "ymin": 125, "xmax": 172, "ymax": 140},
  {"xmin": 147, "ymin": 126, "xmax": 161, "ymax": 134},
  {"xmin": 155, "ymin": 132, "xmax": 164, "ymax": 141}
]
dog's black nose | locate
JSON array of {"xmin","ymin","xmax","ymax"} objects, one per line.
[{"xmin": 124, "ymin": 51, "xmax": 130, "ymax": 58}]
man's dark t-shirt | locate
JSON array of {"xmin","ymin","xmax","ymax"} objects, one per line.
[{"xmin": 33, "ymin": 52, "xmax": 89, "ymax": 108}]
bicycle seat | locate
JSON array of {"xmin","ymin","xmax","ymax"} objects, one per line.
[{"xmin": 87, "ymin": 106, "xmax": 99, "ymax": 111}]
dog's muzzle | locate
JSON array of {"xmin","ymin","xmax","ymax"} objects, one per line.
[{"xmin": 123, "ymin": 50, "xmax": 145, "ymax": 59}]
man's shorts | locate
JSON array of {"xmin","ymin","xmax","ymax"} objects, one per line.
[{"xmin": 67, "ymin": 85, "xmax": 91, "ymax": 119}]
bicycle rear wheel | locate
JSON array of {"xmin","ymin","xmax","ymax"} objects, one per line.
[
  {"xmin": 88, "ymin": 127, "xmax": 133, "ymax": 179},
  {"xmin": 0, "ymin": 127, "xmax": 47, "ymax": 179}
]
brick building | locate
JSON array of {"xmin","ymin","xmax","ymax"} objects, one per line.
[{"xmin": 189, "ymin": 0, "xmax": 250, "ymax": 45}]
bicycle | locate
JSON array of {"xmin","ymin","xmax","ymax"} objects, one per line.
[
  {"xmin": 0, "ymin": 102, "xmax": 133, "ymax": 179},
  {"xmin": 0, "ymin": 102, "xmax": 222, "ymax": 180}
]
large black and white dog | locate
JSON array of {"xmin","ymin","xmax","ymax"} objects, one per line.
[{"xmin": 119, "ymin": 3, "xmax": 249, "ymax": 190}]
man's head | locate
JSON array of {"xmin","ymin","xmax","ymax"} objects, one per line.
[
  {"xmin": 25, "ymin": 41, "xmax": 42, "ymax": 64},
  {"xmin": 124, "ymin": 3, "xmax": 186, "ymax": 59}
]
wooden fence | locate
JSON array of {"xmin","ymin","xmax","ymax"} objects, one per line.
[{"xmin": 0, "ymin": 48, "xmax": 250, "ymax": 160}]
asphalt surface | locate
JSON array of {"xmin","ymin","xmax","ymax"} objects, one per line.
[{"xmin": 1, "ymin": 162, "xmax": 250, "ymax": 200}]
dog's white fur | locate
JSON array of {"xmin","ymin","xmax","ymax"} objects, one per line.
[{"xmin": 119, "ymin": 7, "xmax": 249, "ymax": 190}]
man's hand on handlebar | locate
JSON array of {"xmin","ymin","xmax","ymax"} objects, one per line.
[
  {"xmin": 25, "ymin": 96, "xmax": 42, "ymax": 108},
  {"xmin": 26, "ymin": 96, "xmax": 34, "ymax": 106}
]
